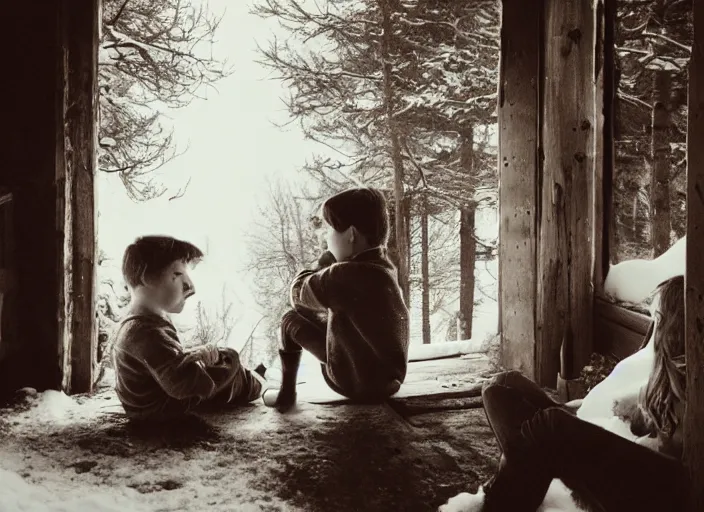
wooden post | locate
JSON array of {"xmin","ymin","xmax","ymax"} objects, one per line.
[
  {"xmin": 60, "ymin": 0, "xmax": 99, "ymax": 393},
  {"xmin": 684, "ymin": 2, "xmax": 704, "ymax": 508},
  {"xmin": 538, "ymin": 0, "xmax": 595, "ymax": 389},
  {"xmin": 498, "ymin": 0, "xmax": 541, "ymax": 379},
  {"xmin": 593, "ymin": 0, "xmax": 610, "ymax": 293}
]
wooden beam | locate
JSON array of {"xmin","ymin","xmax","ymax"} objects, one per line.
[
  {"xmin": 498, "ymin": 0, "xmax": 541, "ymax": 379},
  {"xmin": 684, "ymin": 1, "xmax": 704, "ymax": 508},
  {"xmin": 537, "ymin": 0, "xmax": 595, "ymax": 386},
  {"xmin": 594, "ymin": 0, "xmax": 615, "ymax": 294},
  {"xmin": 60, "ymin": 0, "xmax": 99, "ymax": 393},
  {"xmin": 593, "ymin": 298, "xmax": 650, "ymax": 360}
]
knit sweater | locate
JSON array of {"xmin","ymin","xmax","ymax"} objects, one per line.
[
  {"xmin": 112, "ymin": 309, "xmax": 258, "ymax": 419},
  {"xmin": 290, "ymin": 247, "xmax": 410, "ymax": 400}
]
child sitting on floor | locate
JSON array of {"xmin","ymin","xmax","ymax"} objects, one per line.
[
  {"xmin": 112, "ymin": 235, "xmax": 265, "ymax": 421},
  {"xmin": 263, "ymin": 187, "xmax": 410, "ymax": 411}
]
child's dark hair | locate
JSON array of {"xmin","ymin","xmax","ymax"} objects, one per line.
[
  {"xmin": 122, "ymin": 235, "xmax": 203, "ymax": 288},
  {"xmin": 322, "ymin": 187, "xmax": 389, "ymax": 246}
]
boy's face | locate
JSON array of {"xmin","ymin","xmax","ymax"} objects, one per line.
[
  {"xmin": 326, "ymin": 223, "xmax": 356, "ymax": 261},
  {"xmin": 147, "ymin": 259, "xmax": 196, "ymax": 314}
]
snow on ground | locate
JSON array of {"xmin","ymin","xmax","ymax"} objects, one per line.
[
  {"xmin": 0, "ymin": 390, "xmax": 299, "ymax": 512},
  {"xmin": 408, "ymin": 339, "xmax": 487, "ymax": 362}
]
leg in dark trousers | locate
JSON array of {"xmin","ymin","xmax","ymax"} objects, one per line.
[
  {"xmin": 481, "ymin": 373, "xmax": 687, "ymax": 512},
  {"xmin": 197, "ymin": 365, "xmax": 264, "ymax": 409},
  {"xmin": 265, "ymin": 309, "xmax": 327, "ymax": 412}
]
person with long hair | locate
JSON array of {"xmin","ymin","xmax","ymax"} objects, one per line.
[{"xmin": 441, "ymin": 275, "xmax": 688, "ymax": 512}]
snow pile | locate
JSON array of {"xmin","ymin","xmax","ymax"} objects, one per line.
[
  {"xmin": 0, "ymin": 468, "xmax": 149, "ymax": 512},
  {"xmin": 577, "ymin": 341, "xmax": 654, "ymax": 423},
  {"xmin": 11, "ymin": 390, "xmax": 81, "ymax": 424},
  {"xmin": 9, "ymin": 388, "xmax": 121, "ymax": 426},
  {"xmin": 439, "ymin": 487, "xmax": 485, "ymax": 512},
  {"xmin": 438, "ymin": 480, "xmax": 586, "ymax": 512},
  {"xmin": 409, "ymin": 339, "xmax": 487, "ymax": 362},
  {"xmin": 604, "ymin": 236, "xmax": 685, "ymax": 304}
]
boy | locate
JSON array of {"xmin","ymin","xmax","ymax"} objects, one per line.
[
  {"xmin": 112, "ymin": 235, "xmax": 264, "ymax": 421},
  {"xmin": 264, "ymin": 188, "xmax": 410, "ymax": 411}
]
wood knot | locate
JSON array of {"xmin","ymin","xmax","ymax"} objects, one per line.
[
  {"xmin": 574, "ymin": 152, "xmax": 586, "ymax": 163},
  {"xmin": 567, "ymin": 28, "xmax": 582, "ymax": 45},
  {"xmin": 581, "ymin": 120, "xmax": 591, "ymax": 130}
]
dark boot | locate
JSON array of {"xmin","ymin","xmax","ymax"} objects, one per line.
[{"xmin": 263, "ymin": 349, "xmax": 302, "ymax": 412}]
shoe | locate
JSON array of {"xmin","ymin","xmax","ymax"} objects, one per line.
[
  {"xmin": 262, "ymin": 350, "xmax": 301, "ymax": 412},
  {"xmin": 262, "ymin": 387, "xmax": 297, "ymax": 412}
]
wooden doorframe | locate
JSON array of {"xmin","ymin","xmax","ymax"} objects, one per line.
[
  {"xmin": 684, "ymin": 1, "xmax": 704, "ymax": 508},
  {"xmin": 58, "ymin": 0, "xmax": 100, "ymax": 394}
]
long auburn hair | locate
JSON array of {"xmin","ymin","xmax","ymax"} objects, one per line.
[{"xmin": 642, "ymin": 275, "xmax": 686, "ymax": 438}]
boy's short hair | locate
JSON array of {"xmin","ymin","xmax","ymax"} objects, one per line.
[
  {"xmin": 322, "ymin": 187, "xmax": 390, "ymax": 247},
  {"xmin": 122, "ymin": 235, "xmax": 204, "ymax": 288}
]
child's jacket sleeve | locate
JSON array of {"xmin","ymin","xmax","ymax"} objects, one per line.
[
  {"xmin": 290, "ymin": 264, "xmax": 344, "ymax": 312},
  {"xmin": 131, "ymin": 325, "xmax": 218, "ymax": 401}
]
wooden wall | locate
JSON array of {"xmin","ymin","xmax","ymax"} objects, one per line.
[
  {"xmin": 2, "ymin": 3, "xmax": 65, "ymax": 400},
  {"xmin": 1, "ymin": 1, "xmax": 98, "ymax": 401},
  {"xmin": 684, "ymin": 1, "xmax": 704, "ymax": 507}
]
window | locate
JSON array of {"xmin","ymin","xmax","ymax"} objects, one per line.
[{"xmin": 609, "ymin": 0, "xmax": 692, "ymax": 264}]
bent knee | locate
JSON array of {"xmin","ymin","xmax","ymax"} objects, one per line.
[
  {"xmin": 280, "ymin": 309, "xmax": 304, "ymax": 334},
  {"xmin": 522, "ymin": 406, "xmax": 573, "ymax": 442},
  {"xmin": 484, "ymin": 370, "xmax": 524, "ymax": 390},
  {"xmin": 281, "ymin": 309, "xmax": 299, "ymax": 326}
]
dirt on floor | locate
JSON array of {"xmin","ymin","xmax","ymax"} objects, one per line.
[{"xmin": 0, "ymin": 356, "xmax": 501, "ymax": 512}]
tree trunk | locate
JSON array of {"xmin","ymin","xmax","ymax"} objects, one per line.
[
  {"xmin": 651, "ymin": 69, "xmax": 672, "ymax": 257},
  {"xmin": 684, "ymin": 2, "xmax": 704, "ymax": 508},
  {"xmin": 420, "ymin": 195, "xmax": 430, "ymax": 344},
  {"xmin": 459, "ymin": 128, "xmax": 476, "ymax": 340},
  {"xmin": 379, "ymin": 0, "xmax": 409, "ymax": 305},
  {"xmin": 459, "ymin": 207, "xmax": 476, "ymax": 340}
]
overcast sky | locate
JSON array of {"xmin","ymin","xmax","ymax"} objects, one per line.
[{"xmin": 98, "ymin": 0, "xmax": 318, "ymax": 344}]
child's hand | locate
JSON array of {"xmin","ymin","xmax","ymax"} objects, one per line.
[
  {"xmin": 317, "ymin": 251, "xmax": 336, "ymax": 269},
  {"xmin": 184, "ymin": 344, "xmax": 220, "ymax": 366},
  {"xmin": 612, "ymin": 395, "xmax": 640, "ymax": 422}
]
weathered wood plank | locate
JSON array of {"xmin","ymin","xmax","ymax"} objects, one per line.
[
  {"xmin": 0, "ymin": 192, "xmax": 17, "ymax": 370},
  {"xmin": 602, "ymin": 0, "xmax": 617, "ymax": 271},
  {"xmin": 684, "ymin": 3, "xmax": 704, "ymax": 509},
  {"xmin": 537, "ymin": 0, "xmax": 595, "ymax": 386},
  {"xmin": 498, "ymin": 0, "xmax": 541, "ymax": 379},
  {"xmin": 593, "ymin": 302, "xmax": 650, "ymax": 361},
  {"xmin": 62, "ymin": 0, "xmax": 99, "ymax": 394},
  {"xmin": 594, "ymin": 297, "xmax": 650, "ymax": 333},
  {"xmin": 593, "ymin": 0, "xmax": 610, "ymax": 292}
]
